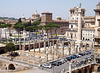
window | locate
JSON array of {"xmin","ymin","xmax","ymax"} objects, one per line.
[{"xmin": 71, "ymin": 25, "xmax": 73, "ymax": 28}]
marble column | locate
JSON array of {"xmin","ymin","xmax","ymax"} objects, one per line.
[
  {"xmin": 33, "ymin": 40, "xmax": 35, "ymax": 53},
  {"xmin": 56, "ymin": 44, "xmax": 58, "ymax": 56},
  {"xmin": 44, "ymin": 39, "xmax": 46, "ymax": 54},
  {"xmin": 48, "ymin": 39, "xmax": 49, "ymax": 48},
  {"xmin": 75, "ymin": 47, "xmax": 78, "ymax": 54},
  {"xmin": 50, "ymin": 42, "xmax": 52, "ymax": 54},
  {"xmin": 77, "ymin": 6, "xmax": 82, "ymax": 41},
  {"xmin": 62, "ymin": 41, "xmax": 64, "ymax": 57},
  {"xmin": 68, "ymin": 43, "xmax": 71, "ymax": 55},
  {"xmin": 24, "ymin": 37, "xmax": 25, "ymax": 50},
  {"xmin": 52, "ymin": 47, "xmax": 54, "ymax": 60},
  {"xmin": 39, "ymin": 42, "xmax": 41, "ymax": 53},
  {"xmin": 53, "ymin": 39, "xmax": 54, "ymax": 48}
]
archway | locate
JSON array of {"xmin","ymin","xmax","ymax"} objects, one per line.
[
  {"xmin": 89, "ymin": 66, "xmax": 93, "ymax": 73},
  {"xmin": 78, "ymin": 70, "xmax": 81, "ymax": 73},
  {"xmin": 98, "ymin": 67, "xmax": 100, "ymax": 72},
  {"xmin": 8, "ymin": 64, "xmax": 15, "ymax": 70},
  {"xmin": 84, "ymin": 68, "xmax": 87, "ymax": 73}
]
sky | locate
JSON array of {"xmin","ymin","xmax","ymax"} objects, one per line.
[{"xmin": 0, "ymin": 0, "xmax": 100, "ymax": 19}]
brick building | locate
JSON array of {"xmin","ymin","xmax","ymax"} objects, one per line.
[{"xmin": 41, "ymin": 12, "xmax": 69, "ymax": 34}]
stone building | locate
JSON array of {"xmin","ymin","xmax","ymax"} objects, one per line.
[
  {"xmin": 66, "ymin": 6, "xmax": 85, "ymax": 40},
  {"xmin": 66, "ymin": 5, "xmax": 95, "ymax": 43},
  {"xmin": 41, "ymin": 12, "xmax": 69, "ymax": 34},
  {"xmin": 94, "ymin": 1, "xmax": 100, "ymax": 72},
  {"xmin": 70, "ymin": 2, "xmax": 100, "ymax": 73},
  {"xmin": 28, "ymin": 10, "xmax": 40, "ymax": 23}
]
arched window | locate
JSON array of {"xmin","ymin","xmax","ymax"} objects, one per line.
[{"xmin": 70, "ymin": 33, "xmax": 73, "ymax": 38}]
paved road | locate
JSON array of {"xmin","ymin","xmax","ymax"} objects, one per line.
[{"xmin": 41, "ymin": 50, "xmax": 94, "ymax": 73}]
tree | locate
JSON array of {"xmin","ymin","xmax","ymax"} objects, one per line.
[
  {"xmin": 44, "ymin": 27, "xmax": 50, "ymax": 38},
  {"xmin": 32, "ymin": 21, "xmax": 40, "ymax": 26},
  {"xmin": 26, "ymin": 26, "xmax": 33, "ymax": 51},
  {"xmin": 5, "ymin": 43, "xmax": 16, "ymax": 54},
  {"xmin": 18, "ymin": 18, "xmax": 22, "ymax": 23},
  {"xmin": 44, "ymin": 23, "xmax": 55, "ymax": 38},
  {"xmin": 0, "ymin": 22, "xmax": 4, "ymax": 25},
  {"xmin": 38, "ymin": 25, "xmax": 44, "ymax": 37},
  {"xmin": 53, "ymin": 24, "xmax": 60, "ymax": 37},
  {"xmin": 15, "ymin": 18, "xmax": 22, "ymax": 25},
  {"xmin": 13, "ymin": 23, "xmax": 24, "ymax": 50},
  {"xmin": 33, "ymin": 26, "xmax": 39, "ymax": 39}
]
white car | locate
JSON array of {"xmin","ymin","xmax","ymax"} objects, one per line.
[
  {"xmin": 42, "ymin": 63, "xmax": 52, "ymax": 69},
  {"xmin": 76, "ymin": 54, "xmax": 81, "ymax": 57}
]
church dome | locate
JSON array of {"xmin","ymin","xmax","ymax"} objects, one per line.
[
  {"xmin": 21, "ymin": 15, "xmax": 25, "ymax": 19},
  {"xmin": 32, "ymin": 10, "xmax": 40, "ymax": 16}
]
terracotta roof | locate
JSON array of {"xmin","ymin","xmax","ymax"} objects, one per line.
[{"xmin": 8, "ymin": 20, "xmax": 18, "ymax": 24}]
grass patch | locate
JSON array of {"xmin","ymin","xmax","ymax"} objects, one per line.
[{"xmin": 12, "ymin": 35, "xmax": 22, "ymax": 37}]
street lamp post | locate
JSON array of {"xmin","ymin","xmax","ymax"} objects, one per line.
[
  {"xmin": 52, "ymin": 65, "xmax": 54, "ymax": 73},
  {"xmin": 69, "ymin": 63, "xmax": 72, "ymax": 73}
]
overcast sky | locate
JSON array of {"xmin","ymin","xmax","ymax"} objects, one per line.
[{"xmin": 0, "ymin": 0, "xmax": 99, "ymax": 19}]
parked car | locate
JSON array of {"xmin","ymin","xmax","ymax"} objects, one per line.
[
  {"xmin": 56, "ymin": 60, "xmax": 62, "ymax": 65},
  {"xmin": 90, "ymin": 55, "xmax": 94, "ymax": 58},
  {"xmin": 86, "ymin": 51, "xmax": 91, "ymax": 54},
  {"xmin": 83, "ymin": 51, "xmax": 89, "ymax": 55},
  {"xmin": 60, "ymin": 59, "xmax": 66, "ymax": 64},
  {"xmin": 63, "ymin": 58, "xmax": 67, "ymax": 62},
  {"xmin": 50, "ymin": 61, "xmax": 59, "ymax": 66},
  {"xmin": 70, "ymin": 55, "xmax": 76, "ymax": 59},
  {"xmin": 76, "ymin": 54, "xmax": 81, "ymax": 57},
  {"xmin": 79, "ymin": 53, "xmax": 85, "ymax": 56},
  {"xmin": 66, "ymin": 57, "xmax": 71, "ymax": 61},
  {"xmin": 42, "ymin": 63, "xmax": 52, "ymax": 69},
  {"xmin": 73, "ymin": 54, "xmax": 79, "ymax": 58}
]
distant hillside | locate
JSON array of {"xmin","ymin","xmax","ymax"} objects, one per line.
[{"xmin": 0, "ymin": 17, "xmax": 18, "ymax": 20}]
